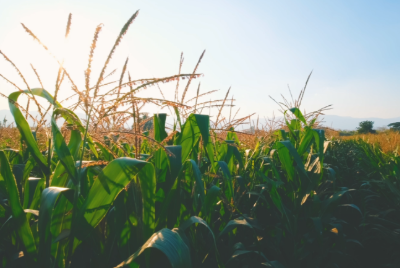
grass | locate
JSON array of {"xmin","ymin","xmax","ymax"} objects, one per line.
[{"xmin": 0, "ymin": 10, "xmax": 400, "ymax": 268}]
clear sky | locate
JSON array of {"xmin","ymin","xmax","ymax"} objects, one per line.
[{"xmin": 0, "ymin": 0, "xmax": 399, "ymax": 120}]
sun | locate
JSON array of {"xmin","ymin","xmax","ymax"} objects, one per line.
[{"xmin": 0, "ymin": 8, "xmax": 133, "ymax": 112}]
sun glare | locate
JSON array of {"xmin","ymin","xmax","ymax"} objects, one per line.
[{"xmin": 0, "ymin": 8, "xmax": 133, "ymax": 112}]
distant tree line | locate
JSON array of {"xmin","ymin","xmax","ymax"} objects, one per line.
[
  {"xmin": 388, "ymin": 122, "xmax": 400, "ymax": 132},
  {"xmin": 357, "ymin": 120, "xmax": 376, "ymax": 134},
  {"xmin": 340, "ymin": 120, "xmax": 400, "ymax": 136}
]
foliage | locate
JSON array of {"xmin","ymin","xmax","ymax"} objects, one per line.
[
  {"xmin": 388, "ymin": 122, "xmax": 400, "ymax": 131},
  {"xmin": 357, "ymin": 120, "xmax": 376, "ymax": 134},
  {"xmin": 339, "ymin": 130, "xmax": 357, "ymax": 136},
  {"xmin": 326, "ymin": 138, "xmax": 400, "ymax": 267}
]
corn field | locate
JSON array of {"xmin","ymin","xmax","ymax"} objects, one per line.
[{"xmin": 0, "ymin": 11, "xmax": 400, "ymax": 268}]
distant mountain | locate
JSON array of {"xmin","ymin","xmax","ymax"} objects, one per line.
[
  {"xmin": 0, "ymin": 110, "xmax": 86, "ymax": 127},
  {"xmin": 319, "ymin": 115, "xmax": 400, "ymax": 131},
  {"xmin": 1, "ymin": 109, "xmax": 399, "ymax": 131},
  {"xmin": 247, "ymin": 114, "xmax": 400, "ymax": 132}
]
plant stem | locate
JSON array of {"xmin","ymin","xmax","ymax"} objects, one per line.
[
  {"xmin": 67, "ymin": 113, "xmax": 91, "ymax": 267},
  {"xmin": 46, "ymin": 137, "xmax": 52, "ymax": 188}
]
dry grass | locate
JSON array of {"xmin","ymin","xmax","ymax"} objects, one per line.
[
  {"xmin": 0, "ymin": 127, "xmax": 48, "ymax": 151},
  {"xmin": 0, "ymin": 128, "xmax": 20, "ymax": 149},
  {"xmin": 340, "ymin": 130, "xmax": 400, "ymax": 154}
]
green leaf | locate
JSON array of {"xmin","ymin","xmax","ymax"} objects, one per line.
[
  {"xmin": 338, "ymin": 204, "xmax": 362, "ymax": 216},
  {"xmin": 194, "ymin": 114, "xmax": 210, "ymax": 146},
  {"xmin": 165, "ymin": 146, "xmax": 182, "ymax": 189},
  {"xmin": 0, "ymin": 151, "xmax": 37, "ymax": 257},
  {"xmin": 53, "ymin": 108, "xmax": 98, "ymax": 158},
  {"xmin": 310, "ymin": 217, "xmax": 322, "ymax": 236},
  {"xmin": 68, "ymin": 129, "xmax": 82, "ymax": 160},
  {"xmin": 23, "ymin": 177, "xmax": 41, "ymax": 209},
  {"xmin": 201, "ymin": 185, "xmax": 221, "ymax": 220},
  {"xmin": 176, "ymin": 114, "xmax": 210, "ymax": 161},
  {"xmin": 4, "ymin": 149, "xmax": 22, "ymax": 164},
  {"xmin": 156, "ymin": 145, "xmax": 183, "ymax": 200},
  {"xmin": 38, "ymin": 187, "xmax": 73, "ymax": 267},
  {"xmin": 51, "ymin": 116, "xmax": 78, "ymax": 184},
  {"xmin": 312, "ymin": 129, "xmax": 326, "ymax": 173},
  {"xmin": 274, "ymin": 130, "xmax": 288, "ymax": 141},
  {"xmin": 217, "ymin": 141, "xmax": 229, "ymax": 161},
  {"xmin": 261, "ymin": 157, "xmax": 281, "ymax": 181},
  {"xmin": 263, "ymin": 260, "xmax": 286, "ymax": 268},
  {"xmin": 22, "ymin": 160, "xmax": 35, "ymax": 209},
  {"xmin": 218, "ymin": 218, "xmax": 255, "ymax": 238},
  {"xmin": 289, "ymin": 107, "xmax": 307, "ymax": 126},
  {"xmin": 179, "ymin": 216, "xmax": 215, "ymax": 239},
  {"xmin": 216, "ymin": 161, "xmax": 234, "ymax": 203},
  {"xmin": 51, "ymin": 130, "xmax": 82, "ymax": 188},
  {"xmin": 78, "ymin": 158, "xmax": 155, "ymax": 242},
  {"xmin": 23, "ymin": 158, "xmax": 35, "ymax": 183},
  {"xmin": 95, "ymin": 141, "xmax": 115, "ymax": 161},
  {"xmin": 9, "ymin": 90, "xmax": 49, "ymax": 172},
  {"xmin": 178, "ymin": 216, "xmax": 219, "ymax": 253},
  {"xmin": 173, "ymin": 106, "xmax": 182, "ymax": 131},
  {"xmin": 156, "ymin": 159, "xmax": 203, "ymax": 230},
  {"xmin": 226, "ymin": 130, "xmax": 240, "ymax": 145},
  {"xmin": 218, "ymin": 141, "xmax": 235, "ymax": 175},
  {"xmin": 187, "ymin": 160, "xmax": 205, "ymax": 214},
  {"xmin": 226, "ymin": 249, "xmax": 267, "ymax": 266},
  {"xmin": 156, "ymin": 171, "xmax": 181, "ymax": 230},
  {"xmin": 278, "ymin": 140, "xmax": 308, "ymax": 178},
  {"xmin": 115, "ymin": 228, "xmax": 191, "ymax": 268},
  {"xmin": 275, "ymin": 142, "xmax": 295, "ymax": 182},
  {"xmin": 177, "ymin": 216, "xmax": 223, "ymax": 267},
  {"xmin": 26, "ymin": 178, "xmax": 45, "ymax": 223},
  {"xmin": 321, "ymin": 189, "xmax": 353, "ymax": 214},
  {"xmin": 9, "ymin": 89, "xmax": 97, "ymax": 174},
  {"xmin": 269, "ymin": 183, "xmax": 285, "ymax": 216},
  {"xmin": 232, "ymin": 146, "xmax": 244, "ymax": 171},
  {"xmin": 206, "ymin": 138, "xmax": 216, "ymax": 171},
  {"xmin": 154, "ymin": 113, "xmax": 168, "ymax": 142},
  {"xmin": 297, "ymin": 128, "xmax": 315, "ymax": 156},
  {"xmin": 155, "ymin": 188, "xmax": 165, "ymax": 202},
  {"xmin": 0, "ymin": 204, "xmax": 5, "ymax": 218}
]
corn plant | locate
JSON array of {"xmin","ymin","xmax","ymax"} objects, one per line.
[{"xmin": 1, "ymin": 8, "xmax": 399, "ymax": 268}]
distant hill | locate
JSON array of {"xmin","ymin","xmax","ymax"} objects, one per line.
[
  {"xmin": 319, "ymin": 115, "xmax": 400, "ymax": 131},
  {"xmin": 0, "ymin": 110, "xmax": 42, "ymax": 127},
  {"xmin": 0, "ymin": 110, "xmax": 86, "ymax": 127},
  {"xmin": 247, "ymin": 115, "xmax": 400, "ymax": 132},
  {"xmin": 1, "ymin": 109, "xmax": 399, "ymax": 131}
]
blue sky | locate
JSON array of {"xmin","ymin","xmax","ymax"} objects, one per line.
[{"xmin": 0, "ymin": 0, "xmax": 399, "ymax": 119}]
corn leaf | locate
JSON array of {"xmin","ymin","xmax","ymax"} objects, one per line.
[
  {"xmin": 201, "ymin": 185, "xmax": 221, "ymax": 220},
  {"xmin": 115, "ymin": 228, "xmax": 191, "ymax": 268},
  {"xmin": 216, "ymin": 161, "xmax": 234, "ymax": 203},
  {"xmin": 78, "ymin": 158, "xmax": 155, "ymax": 242},
  {"xmin": 0, "ymin": 151, "xmax": 37, "ymax": 257},
  {"xmin": 153, "ymin": 113, "xmax": 168, "ymax": 142},
  {"xmin": 51, "ymin": 116, "xmax": 78, "ymax": 184},
  {"xmin": 38, "ymin": 187, "xmax": 73, "ymax": 267},
  {"xmin": 176, "ymin": 114, "xmax": 210, "ymax": 161},
  {"xmin": 9, "ymin": 90, "xmax": 49, "ymax": 172},
  {"xmin": 289, "ymin": 107, "xmax": 307, "ymax": 126}
]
